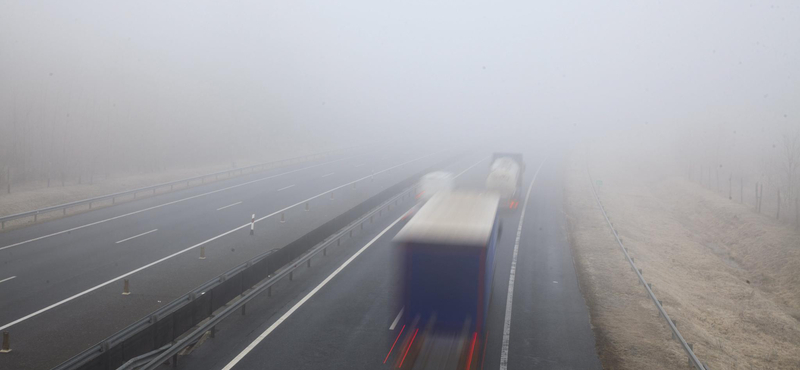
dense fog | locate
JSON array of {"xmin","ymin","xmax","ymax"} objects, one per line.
[{"xmin": 1, "ymin": 1, "xmax": 798, "ymax": 195}]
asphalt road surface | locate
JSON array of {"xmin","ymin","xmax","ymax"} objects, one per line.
[
  {"xmin": 0, "ymin": 147, "xmax": 465, "ymax": 370},
  {"xmin": 168, "ymin": 151, "xmax": 602, "ymax": 370}
]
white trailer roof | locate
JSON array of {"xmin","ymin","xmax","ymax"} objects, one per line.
[{"xmin": 393, "ymin": 191, "xmax": 499, "ymax": 247}]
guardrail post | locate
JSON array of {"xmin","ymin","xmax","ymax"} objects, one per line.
[
  {"xmin": 307, "ymin": 259, "xmax": 312, "ymax": 268},
  {"xmin": 687, "ymin": 343, "xmax": 693, "ymax": 367},
  {"xmin": 337, "ymin": 238, "xmax": 341, "ymax": 246},
  {"xmin": 123, "ymin": 279, "xmax": 131, "ymax": 295},
  {"xmin": 1, "ymin": 331, "xmax": 10, "ymax": 353},
  {"xmin": 34, "ymin": 212, "xmax": 38, "ymax": 222},
  {"xmin": 349, "ymin": 230, "xmax": 353, "ymax": 238},
  {"xmin": 211, "ymin": 326, "xmax": 216, "ymax": 338},
  {"xmin": 289, "ymin": 271, "xmax": 294, "ymax": 281},
  {"xmin": 251, "ymin": 214, "xmax": 255, "ymax": 235},
  {"xmin": 323, "ymin": 247, "xmax": 327, "ymax": 256},
  {"xmin": 200, "ymin": 246, "xmax": 206, "ymax": 260}
]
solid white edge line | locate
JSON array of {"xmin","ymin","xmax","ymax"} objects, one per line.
[
  {"xmin": 0, "ymin": 151, "xmax": 442, "ymax": 332},
  {"xmin": 498, "ymin": 155, "xmax": 548, "ymax": 370},
  {"xmin": 0, "ymin": 276, "xmax": 16, "ymax": 284},
  {"xmin": 222, "ymin": 214, "xmax": 407, "ymax": 370},
  {"xmin": 321, "ymin": 173, "xmax": 335, "ymax": 178},
  {"xmin": 389, "ymin": 307, "xmax": 404, "ymax": 330},
  {"xmin": 0, "ymin": 157, "xmax": 357, "ymax": 252},
  {"xmin": 354, "ymin": 163, "xmax": 365, "ymax": 168},
  {"xmin": 216, "ymin": 202, "xmax": 242, "ymax": 211},
  {"xmin": 115, "ymin": 229, "xmax": 159, "ymax": 244},
  {"xmin": 276, "ymin": 185, "xmax": 295, "ymax": 192}
]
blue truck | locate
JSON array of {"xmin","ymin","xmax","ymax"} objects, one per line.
[{"xmin": 389, "ymin": 191, "xmax": 501, "ymax": 369}]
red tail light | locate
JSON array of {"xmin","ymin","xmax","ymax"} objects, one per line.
[
  {"xmin": 399, "ymin": 328, "xmax": 419, "ymax": 368},
  {"xmin": 384, "ymin": 325, "xmax": 405, "ymax": 364},
  {"xmin": 465, "ymin": 332, "xmax": 478, "ymax": 370}
]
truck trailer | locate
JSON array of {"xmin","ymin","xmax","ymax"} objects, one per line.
[
  {"xmin": 485, "ymin": 152, "xmax": 525, "ymax": 210},
  {"xmin": 389, "ymin": 191, "xmax": 501, "ymax": 369}
]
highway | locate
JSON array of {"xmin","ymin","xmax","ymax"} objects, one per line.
[
  {"xmin": 0, "ymin": 148, "xmax": 601, "ymax": 370},
  {"xmin": 0, "ymin": 147, "xmax": 462, "ymax": 370},
  {"xmin": 168, "ymin": 151, "xmax": 602, "ymax": 370}
]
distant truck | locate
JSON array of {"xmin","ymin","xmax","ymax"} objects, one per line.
[
  {"xmin": 404, "ymin": 171, "xmax": 455, "ymax": 220},
  {"xmin": 419, "ymin": 171, "xmax": 454, "ymax": 201},
  {"xmin": 391, "ymin": 191, "xmax": 501, "ymax": 369},
  {"xmin": 485, "ymin": 152, "xmax": 525, "ymax": 209}
]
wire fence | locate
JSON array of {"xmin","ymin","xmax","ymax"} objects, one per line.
[{"xmin": 688, "ymin": 168, "xmax": 799, "ymax": 227}]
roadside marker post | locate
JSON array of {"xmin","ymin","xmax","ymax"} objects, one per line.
[
  {"xmin": 250, "ymin": 214, "xmax": 255, "ymax": 235},
  {"xmin": 1, "ymin": 331, "xmax": 10, "ymax": 353}
]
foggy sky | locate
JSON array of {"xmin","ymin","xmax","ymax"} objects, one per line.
[{"xmin": 1, "ymin": 1, "xmax": 799, "ymax": 165}]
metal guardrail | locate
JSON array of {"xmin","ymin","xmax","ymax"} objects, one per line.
[
  {"xmin": 51, "ymin": 151, "xmax": 457, "ymax": 370},
  {"xmin": 585, "ymin": 163, "xmax": 710, "ymax": 370},
  {"xmin": 0, "ymin": 148, "xmax": 352, "ymax": 229},
  {"xmin": 117, "ymin": 344, "xmax": 171, "ymax": 370}
]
